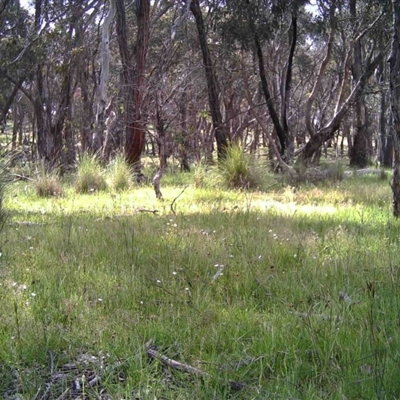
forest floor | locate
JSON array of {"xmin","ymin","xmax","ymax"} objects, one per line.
[{"xmin": 1, "ymin": 165, "xmax": 400, "ymax": 399}]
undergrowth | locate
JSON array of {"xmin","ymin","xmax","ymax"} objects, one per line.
[{"xmin": 1, "ymin": 166, "xmax": 399, "ymax": 399}]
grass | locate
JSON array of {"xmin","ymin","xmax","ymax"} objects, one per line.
[
  {"xmin": 74, "ymin": 153, "xmax": 108, "ymax": 193},
  {"xmin": 1, "ymin": 166, "xmax": 400, "ymax": 399}
]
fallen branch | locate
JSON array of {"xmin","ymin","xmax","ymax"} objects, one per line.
[
  {"xmin": 145, "ymin": 340, "xmax": 245, "ymax": 391},
  {"xmin": 136, "ymin": 208, "xmax": 159, "ymax": 214},
  {"xmin": 11, "ymin": 173, "xmax": 33, "ymax": 181},
  {"xmin": 170, "ymin": 185, "xmax": 189, "ymax": 215}
]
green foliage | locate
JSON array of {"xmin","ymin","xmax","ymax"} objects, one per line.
[
  {"xmin": 74, "ymin": 154, "xmax": 108, "ymax": 193},
  {"xmin": 219, "ymin": 144, "xmax": 260, "ymax": 189},
  {"xmin": 108, "ymin": 155, "xmax": 133, "ymax": 191}
]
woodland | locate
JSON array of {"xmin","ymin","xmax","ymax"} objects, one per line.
[
  {"xmin": 3, "ymin": 1, "xmax": 400, "ymax": 399},
  {"xmin": 1, "ymin": 0, "xmax": 400, "ymax": 198}
]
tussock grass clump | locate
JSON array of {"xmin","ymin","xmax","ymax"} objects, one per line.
[
  {"xmin": 34, "ymin": 165, "xmax": 63, "ymax": 198},
  {"xmin": 75, "ymin": 154, "xmax": 107, "ymax": 193},
  {"xmin": 193, "ymin": 161, "xmax": 223, "ymax": 188},
  {"xmin": 220, "ymin": 144, "xmax": 260, "ymax": 189},
  {"xmin": 108, "ymin": 155, "xmax": 133, "ymax": 191}
]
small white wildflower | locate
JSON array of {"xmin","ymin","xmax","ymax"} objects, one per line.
[
  {"xmin": 156, "ymin": 279, "xmax": 161, "ymax": 284},
  {"xmin": 21, "ymin": 285, "xmax": 27, "ymax": 290},
  {"xmin": 294, "ymin": 254, "xmax": 297, "ymax": 258},
  {"xmin": 30, "ymin": 293, "xmax": 36, "ymax": 297},
  {"xmin": 29, "ymin": 247, "xmax": 34, "ymax": 250},
  {"xmin": 269, "ymin": 229, "xmax": 273, "ymax": 233},
  {"xmin": 172, "ymin": 271, "xmax": 177, "ymax": 275},
  {"xmin": 185, "ymin": 287, "xmax": 189, "ymax": 291},
  {"xmin": 97, "ymin": 298, "xmax": 102, "ymax": 302},
  {"xmin": 140, "ymin": 301, "xmax": 144, "ymax": 305},
  {"xmin": 173, "ymin": 223, "xmax": 177, "ymax": 227}
]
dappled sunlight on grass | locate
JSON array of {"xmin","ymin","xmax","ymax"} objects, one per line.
[{"xmin": 2, "ymin": 172, "xmax": 400, "ymax": 398}]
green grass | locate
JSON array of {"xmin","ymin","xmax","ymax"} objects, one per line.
[{"xmin": 1, "ymin": 168, "xmax": 400, "ymax": 398}]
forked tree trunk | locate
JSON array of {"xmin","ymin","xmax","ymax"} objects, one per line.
[
  {"xmin": 298, "ymin": 52, "xmax": 384, "ymax": 165},
  {"xmin": 190, "ymin": 0, "xmax": 229, "ymax": 161},
  {"xmin": 389, "ymin": 0, "xmax": 400, "ymax": 217}
]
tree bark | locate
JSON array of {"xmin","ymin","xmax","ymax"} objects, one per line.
[
  {"xmin": 389, "ymin": 0, "xmax": 400, "ymax": 217},
  {"xmin": 190, "ymin": 0, "xmax": 229, "ymax": 161},
  {"xmin": 96, "ymin": 0, "xmax": 116, "ymax": 154},
  {"xmin": 245, "ymin": 0, "xmax": 286, "ymax": 156},
  {"xmin": 125, "ymin": 0, "xmax": 150, "ymax": 170},
  {"xmin": 349, "ymin": 0, "xmax": 370, "ymax": 167}
]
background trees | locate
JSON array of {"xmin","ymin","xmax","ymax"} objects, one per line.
[{"xmin": 0, "ymin": 0, "xmax": 396, "ymax": 179}]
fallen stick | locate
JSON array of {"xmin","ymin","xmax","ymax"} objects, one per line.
[
  {"xmin": 170, "ymin": 185, "xmax": 189, "ymax": 215},
  {"xmin": 136, "ymin": 208, "xmax": 159, "ymax": 214},
  {"xmin": 146, "ymin": 342, "xmax": 245, "ymax": 391}
]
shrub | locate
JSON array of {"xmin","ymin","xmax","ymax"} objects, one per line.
[
  {"xmin": 108, "ymin": 155, "xmax": 133, "ymax": 191},
  {"xmin": 75, "ymin": 154, "xmax": 107, "ymax": 193},
  {"xmin": 219, "ymin": 144, "xmax": 259, "ymax": 189}
]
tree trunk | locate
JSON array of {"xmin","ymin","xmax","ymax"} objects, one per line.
[
  {"xmin": 125, "ymin": 0, "xmax": 150, "ymax": 170},
  {"xmin": 245, "ymin": 0, "xmax": 286, "ymax": 156},
  {"xmin": 190, "ymin": 0, "xmax": 229, "ymax": 161},
  {"xmin": 96, "ymin": 0, "xmax": 116, "ymax": 154},
  {"xmin": 281, "ymin": 14, "xmax": 297, "ymax": 160},
  {"xmin": 349, "ymin": 0, "xmax": 370, "ymax": 167},
  {"xmin": 389, "ymin": 0, "xmax": 400, "ymax": 217}
]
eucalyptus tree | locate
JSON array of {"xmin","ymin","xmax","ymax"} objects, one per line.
[
  {"xmin": 114, "ymin": 0, "xmax": 151, "ymax": 171},
  {"xmin": 219, "ymin": 0, "xmax": 311, "ymax": 161},
  {"xmin": 389, "ymin": 0, "xmax": 400, "ymax": 216},
  {"xmin": 30, "ymin": 0, "xmax": 102, "ymax": 166},
  {"xmin": 0, "ymin": 0, "xmax": 32, "ymax": 131},
  {"xmin": 297, "ymin": 0, "xmax": 389, "ymax": 165},
  {"xmin": 189, "ymin": 0, "xmax": 229, "ymax": 161}
]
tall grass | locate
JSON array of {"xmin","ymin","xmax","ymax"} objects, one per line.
[
  {"xmin": 1, "ymin": 171, "xmax": 400, "ymax": 398},
  {"xmin": 108, "ymin": 154, "xmax": 133, "ymax": 191},
  {"xmin": 219, "ymin": 144, "xmax": 260, "ymax": 189},
  {"xmin": 74, "ymin": 153, "xmax": 108, "ymax": 193}
]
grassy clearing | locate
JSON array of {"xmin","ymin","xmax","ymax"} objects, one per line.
[{"xmin": 1, "ymin": 168, "xmax": 400, "ymax": 399}]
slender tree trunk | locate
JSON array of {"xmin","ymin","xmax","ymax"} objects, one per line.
[
  {"xmin": 389, "ymin": 0, "xmax": 400, "ymax": 217},
  {"xmin": 349, "ymin": 0, "xmax": 370, "ymax": 167},
  {"xmin": 245, "ymin": 0, "xmax": 286, "ymax": 156},
  {"xmin": 125, "ymin": 0, "xmax": 150, "ymax": 170},
  {"xmin": 190, "ymin": 0, "xmax": 229, "ymax": 161},
  {"xmin": 281, "ymin": 14, "xmax": 297, "ymax": 159}
]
